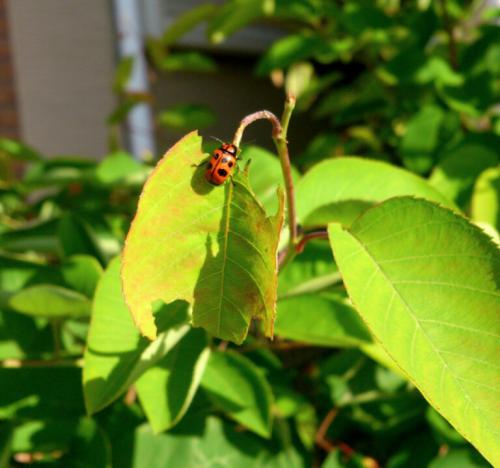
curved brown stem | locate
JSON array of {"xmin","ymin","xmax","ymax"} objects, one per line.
[{"xmin": 232, "ymin": 95, "xmax": 298, "ymax": 268}]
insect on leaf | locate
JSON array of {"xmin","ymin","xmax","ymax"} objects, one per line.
[{"xmin": 122, "ymin": 131, "xmax": 284, "ymax": 344}]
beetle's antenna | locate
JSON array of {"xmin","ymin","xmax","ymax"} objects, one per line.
[{"xmin": 208, "ymin": 135, "xmax": 225, "ymax": 145}]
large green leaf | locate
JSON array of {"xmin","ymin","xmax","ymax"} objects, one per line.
[
  {"xmin": 122, "ymin": 132, "xmax": 284, "ymax": 344},
  {"xmin": 132, "ymin": 417, "xmax": 302, "ymax": 468},
  {"xmin": 201, "ymin": 350, "xmax": 273, "ymax": 438},
  {"xmin": 136, "ymin": 328, "xmax": 210, "ymax": 432},
  {"xmin": 83, "ymin": 258, "xmax": 192, "ymax": 414},
  {"xmin": 9, "ymin": 285, "xmax": 91, "ymax": 318},
  {"xmin": 295, "ymin": 157, "xmax": 455, "ymax": 225},
  {"xmin": 328, "ymin": 197, "xmax": 500, "ymax": 466}
]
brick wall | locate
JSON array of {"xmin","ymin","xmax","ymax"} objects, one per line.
[{"xmin": 0, "ymin": 0, "xmax": 18, "ymax": 139}]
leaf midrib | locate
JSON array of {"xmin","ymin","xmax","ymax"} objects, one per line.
[
  {"xmin": 216, "ymin": 182, "xmax": 233, "ymax": 336},
  {"xmin": 348, "ymin": 230, "xmax": 496, "ymax": 437}
]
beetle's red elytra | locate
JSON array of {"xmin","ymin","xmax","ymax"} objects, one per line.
[{"xmin": 205, "ymin": 143, "xmax": 238, "ymax": 186}]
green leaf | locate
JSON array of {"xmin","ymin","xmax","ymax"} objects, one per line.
[
  {"xmin": 95, "ymin": 151, "xmax": 148, "ymax": 185},
  {"xmin": 136, "ymin": 328, "xmax": 211, "ymax": 432},
  {"xmin": 328, "ymin": 197, "xmax": 500, "ymax": 466},
  {"xmin": 201, "ymin": 350, "xmax": 273, "ymax": 438},
  {"xmin": 161, "ymin": 4, "xmax": 216, "ymax": 46},
  {"xmin": 276, "ymin": 292, "xmax": 371, "ymax": 347},
  {"xmin": 122, "ymin": 132, "xmax": 284, "ymax": 344},
  {"xmin": 429, "ymin": 448, "xmax": 489, "ymax": 468},
  {"xmin": 399, "ymin": 105, "xmax": 445, "ymax": 174},
  {"xmin": 9, "ymin": 284, "xmax": 91, "ymax": 318},
  {"xmin": 0, "ymin": 138, "xmax": 42, "ymax": 161},
  {"xmin": 429, "ymin": 137, "xmax": 499, "ymax": 207},
  {"xmin": 243, "ymin": 145, "xmax": 300, "ymax": 215},
  {"xmin": 58, "ymin": 214, "xmax": 103, "ymax": 262},
  {"xmin": 0, "ymin": 219, "xmax": 59, "ymax": 254},
  {"xmin": 158, "ymin": 104, "xmax": 216, "ymax": 131},
  {"xmin": 208, "ymin": 0, "xmax": 272, "ymax": 45},
  {"xmin": 61, "ymin": 255, "xmax": 103, "ymax": 298},
  {"xmin": 0, "ymin": 309, "xmax": 53, "ymax": 360},
  {"xmin": 83, "ymin": 257, "xmax": 191, "ymax": 414},
  {"xmin": 132, "ymin": 417, "xmax": 294, "ymax": 468},
  {"xmin": 257, "ymin": 34, "xmax": 331, "ymax": 75},
  {"xmin": 471, "ymin": 166, "xmax": 500, "ymax": 231},
  {"xmin": 296, "ymin": 157, "xmax": 456, "ymax": 225},
  {"xmin": 159, "ymin": 52, "xmax": 217, "ymax": 73},
  {"xmin": 57, "ymin": 417, "xmax": 110, "ymax": 468}
]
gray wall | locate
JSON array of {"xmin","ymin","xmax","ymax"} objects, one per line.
[{"xmin": 7, "ymin": 0, "xmax": 116, "ymax": 158}]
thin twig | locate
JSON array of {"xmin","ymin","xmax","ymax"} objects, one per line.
[
  {"xmin": 239, "ymin": 340, "xmax": 311, "ymax": 353},
  {"xmin": 439, "ymin": 0, "xmax": 458, "ymax": 69},
  {"xmin": 315, "ymin": 408, "xmax": 338, "ymax": 452},
  {"xmin": 295, "ymin": 230, "xmax": 329, "ymax": 254},
  {"xmin": 232, "ymin": 110, "xmax": 282, "ymax": 148},
  {"xmin": 274, "ymin": 94, "xmax": 298, "ymax": 269}
]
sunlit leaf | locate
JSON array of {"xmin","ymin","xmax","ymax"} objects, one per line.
[
  {"xmin": 296, "ymin": 157, "xmax": 455, "ymax": 225},
  {"xmin": 201, "ymin": 350, "xmax": 273, "ymax": 437},
  {"xmin": 136, "ymin": 328, "xmax": 210, "ymax": 432},
  {"xmin": 83, "ymin": 258, "xmax": 191, "ymax": 414},
  {"xmin": 132, "ymin": 417, "xmax": 302, "ymax": 468},
  {"xmin": 122, "ymin": 132, "xmax": 284, "ymax": 344},
  {"xmin": 9, "ymin": 285, "xmax": 91, "ymax": 318},
  {"xmin": 95, "ymin": 151, "xmax": 147, "ymax": 186},
  {"xmin": 208, "ymin": 0, "xmax": 273, "ymax": 45},
  {"xmin": 471, "ymin": 166, "xmax": 500, "ymax": 231},
  {"xmin": 329, "ymin": 197, "xmax": 500, "ymax": 466},
  {"xmin": 276, "ymin": 292, "xmax": 371, "ymax": 347},
  {"xmin": 0, "ymin": 138, "xmax": 42, "ymax": 161},
  {"xmin": 242, "ymin": 145, "xmax": 300, "ymax": 215}
]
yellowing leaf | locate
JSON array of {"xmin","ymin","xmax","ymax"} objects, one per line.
[{"xmin": 122, "ymin": 132, "xmax": 284, "ymax": 344}]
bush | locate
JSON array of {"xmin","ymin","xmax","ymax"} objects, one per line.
[{"xmin": 0, "ymin": 1, "xmax": 498, "ymax": 466}]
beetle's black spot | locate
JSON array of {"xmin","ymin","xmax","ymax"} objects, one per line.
[
  {"xmin": 217, "ymin": 168, "xmax": 228, "ymax": 177},
  {"xmin": 228, "ymin": 161, "xmax": 233, "ymax": 167},
  {"xmin": 213, "ymin": 153, "xmax": 219, "ymax": 159}
]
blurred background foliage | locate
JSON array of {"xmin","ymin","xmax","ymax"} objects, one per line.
[{"xmin": 0, "ymin": 0, "xmax": 498, "ymax": 466}]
